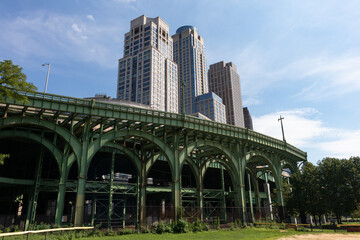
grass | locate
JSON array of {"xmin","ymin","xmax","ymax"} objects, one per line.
[
  {"xmin": 2, "ymin": 227, "xmax": 359, "ymax": 240},
  {"xmin": 77, "ymin": 228, "xmax": 334, "ymax": 240},
  {"xmin": 340, "ymin": 221, "xmax": 360, "ymax": 225}
]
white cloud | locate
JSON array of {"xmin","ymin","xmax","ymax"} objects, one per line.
[
  {"xmin": 263, "ymin": 53, "xmax": 360, "ymax": 100},
  {"xmin": 253, "ymin": 108, "xmax": 330, "ymax": 147},
  {"xmin": 0, "ymin": 12, "xmax": 124, "ymax": 68},
  {"xmin": 317, "ymin": 130, "xmax": 360, "ymax": 159},
  {"xmin": 86, "ymin": 15, "xmax": 95, "ymax": 21},
  {"xmin": 253, "ymin": 108, "xmax": 360, "ymax": 162},
  {"xmin": 233, "ymin": 44, "xmax": 360, "ymax": 105},
  {"xmin": 72, "ymin": 23, "xmax": 83, "ymax": 33},
  {"xmin": 243, "ymin": 97, "xmax": 261, "ymax": 106}
]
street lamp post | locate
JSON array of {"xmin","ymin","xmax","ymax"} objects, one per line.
[
  {"xmin": 42, "ymin": 63, "xmax": 51, "ymax": 93},
  {"xmin": 278, "ymin": 115, "xmax": 286, "ymax": 142}
]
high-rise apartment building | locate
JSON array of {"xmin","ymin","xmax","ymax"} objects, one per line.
[
  {"xmin": 208, "ymin": 61, "xmax": 245, "ymax": 127},
  {"xmin": 172, "ymin": 26, "xmax": 226, "ymax": 123},
  {"xmin": 243, "ymin": 107, "xmax": 253, "ymax": 130},
  {"xmin": 117, "ymin": 15, "xmax": 178, "ymax": 113},
  {"xmin": 172, "ymin": 26, "xmax": 208, "ymax": 114}
]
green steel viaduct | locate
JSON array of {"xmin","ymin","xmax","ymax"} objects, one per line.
[{"xmin": 0, "ymin": 92, "xmax": 306, "ymax": 229}]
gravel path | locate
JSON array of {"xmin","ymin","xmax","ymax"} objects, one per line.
[{"xmin": 278, "ymin": 234, "xmax": 360, "ymax": 240}]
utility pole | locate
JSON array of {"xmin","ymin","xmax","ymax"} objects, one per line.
[{"xmin": 278, "ymin": 115, "xmax": 286, "ymax": 142}]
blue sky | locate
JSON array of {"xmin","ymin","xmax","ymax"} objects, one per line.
[{"xmin": 1, "ymin": 0, "xmax": 360, "ymax": 164}]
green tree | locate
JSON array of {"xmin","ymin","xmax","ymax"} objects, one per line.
[
  {"xmin": 349, "ymin": 157, "xmax": 360, "ymax": 203},
  {"xmin": 286, "ymin": 162, "xmax": 326, "ymax": 225},
  {"xmin": 0, "ymin": 60, "xmax": 37, "ymax": 102},
  {"xmin": 0, "ymin": 153, "xmax": 10, "ymax": 165},
  {"xmin": 318, "ymin": 157, "xmax": 360, "ymax": 224}
]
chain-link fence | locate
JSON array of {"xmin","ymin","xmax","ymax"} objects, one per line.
[{"xmin": 0, "ymin": 204, "xmax": 287, "ymax": 229}]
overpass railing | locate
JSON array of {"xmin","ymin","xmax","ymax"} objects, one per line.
[{"xmin": 2, "ymin": 91, "xmax": 306, "ymax": 161}]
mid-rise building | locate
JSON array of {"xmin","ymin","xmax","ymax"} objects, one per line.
[
  {"xmin": 172, "ymin": 26, "xmax": 226, "ymax": 123},
  {"xmin": 208, "ymin": 61, "xmax": 244, "ymax": 127},
  {"xmin": 196, "ymin": 92, "xmax": 226, "ymax": 123},
  {"xmin": 243, "ymin": 107, "xmax": 253, "ymax": 130},
  {"xmin": 117, "ymin": 15, "xmax": 178, "ymax": 113}
]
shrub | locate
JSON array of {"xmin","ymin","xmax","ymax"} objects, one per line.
[
  {"xmin": 269, "ymin": 224, "xmax": 279, "ymax": 229},
  {"xmin": 118, "ymin": 229, "xmax": 134, "ymax": 235},
  {"xmin": 230, "ymin": 222, "xmax": 237, "ymax": 230},
  {"xmin": 192, "ymin": 219, "xmax": 203, "ymax": 232},
  {"xmin": 213, "ymin": 217, "xmax": 220, "ymax": 230},
  {"xmin": 105, "ymin": 229, "xmax": 117, "ymax": 236},
  {"xmin": 142, "ymin": 225, "xmax": 150, "ymax": 233},
  {"xmin": 177, "ymin": 206, "xmax": 184, "ymax": 221},
  {"xmin": 164, "ymin": 222, "xmax": 172, "ymax": 233},
  {"xmin": 152, "ymin": 221, "xmax": 172, "ymax": 234},
  {"xmin": 152, "ymin": 221, "xmax": 165, "ymax": 234},
  {"xmin": 298, "ymin": 227, "xmax": 310, "ymax": 232},
  {"xmin": 202, "ymin": 222, "xmax": 209, "ymax": 231},
  {"xmin": 173, "ymin": 219, "xmax": 189, "ymax": 233},
  {"xmin": 13, "ymin": 225, "xmax": 19, "ymax": 232},
  {"xmin": 36, "ymin": 222, "xmax": 51, "ymax": 230},
  {"xmin": 88, "ymin": 229, "xmax": 104, "ymax": 237}
]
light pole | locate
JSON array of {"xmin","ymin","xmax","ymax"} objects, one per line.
[
  {"xmin": 278, "ymin": 115, "xmax": 286, "ymax": 142},
  {"xmin": 42, "ymin": 63, "xmax": 51, "ymax": 93}
]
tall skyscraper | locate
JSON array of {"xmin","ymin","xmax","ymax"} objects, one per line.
[
  {"xmin": 172, "ymin": 26, "xmax": 226, "ymax": 123},
  {"xmin": 117, "ymin": 15, "xmax": 178, "ymax": 113},
  {"xmin": 208, "ymin": 61, "xmax": 245, "ymax": 127},
  {"xmin": 243, "ymin": 107, "xmax": 253, "ymax": 130}
]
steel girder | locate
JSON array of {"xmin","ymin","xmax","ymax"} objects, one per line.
[{"xmin": 0, "ymin": 92, "xmax": 307, "ymax": 226}]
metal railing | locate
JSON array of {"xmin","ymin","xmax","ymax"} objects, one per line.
[{"xmin": 2, "ymin": 91, "xmax": 307, "ymax": 160}]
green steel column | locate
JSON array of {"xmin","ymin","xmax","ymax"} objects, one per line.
[
  {"xmin": 197, "ymin": 172, "xmax": 204, "ymax": 222},
  {"xmin": 254, "ymin": 175, "xmax": 261, "ymax": 220},
  {"xmin": 107, "ymin": 151, "xmax": 115, "ymax": 229},
  {"xmin": 139, "ymin": 154, "xmax": 147, "ymax": 227},
  {"xmin": 220, "ymin": 167, "xmax": 227, "ymax": 223},
  {"xmin": 136, "ymin": 174, "xmax": 140, "ymax": 229},
  {"xmin": 276, "ymin": 175, "xmax": 285, "ymax": 222},
  {"xmin": 247, "ymin": 173, "xmax": 255, "ymax": 223},
  {"xmin": 239, "ymin": 182, "xmax": 247, "ymax": 224},
  {"xmin": 54, "ymin": 171, "xmax": 66, "ymax": 225},
  {"xmin": 236, "ymin": 144, "xmax": 247, "ymax": 224},
  {"xmin": 91, "ymin": 195, "xmax": 95, "ymax": 226},
  {"xmin": 55, "ymin": 149, "xmax": 69, "ymax": 225},
  {"xmin": 122, "ymin": 199, "xmax": 126, "ymax": 229},
  {"xmin": 74, "ymin": 120, "xmax": 91, "ymax": 226},
  {"xmin": 25, "ymin": 147, "xmax": 44, "ymax": 230},
  {"xmin": 25, "ymin": 195, "xmax": 34, "ymax": 230},
  {"xmin": 264, "ymin": 172, "xmax": 274, "ymax": 221},
  {"xmin": 172, "ymin": 132, "xmax": 181, "ymax": 220}
]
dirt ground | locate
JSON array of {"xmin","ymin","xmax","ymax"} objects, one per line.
[{"xmin": 278, "ymin": 234, "xmax": 360, "ymax": 240}]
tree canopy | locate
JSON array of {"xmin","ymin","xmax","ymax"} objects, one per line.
[
  {"xmin": 0, "ymin": 60, "xmax": 37, "ymax": 102},
  {"xmin": 286, "ymin": 157, "xmax": 360, "ymax": 224}
]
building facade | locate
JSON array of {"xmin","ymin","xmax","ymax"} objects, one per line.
[
  {"xmin": 172, "ymin": 26, "xmax": 226, "ymax": 123},
  {"xmin": 208, "ymin": 61, "xmax": 245, "ymax": 127},
  {"xmin": 117, "ymin": 15, "xmax": 178, "ymax": 113},
  {"xmin": 243, "ymin": 107, "xmax": 254, "ymax": 130},
  {"xmin": 196, "ymin": 92, "xmax": 226, "ymax": 123}
]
